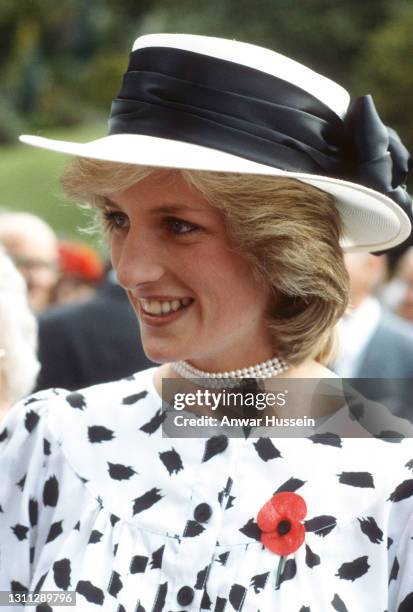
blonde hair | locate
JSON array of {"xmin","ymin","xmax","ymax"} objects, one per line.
[{"xmin": 62, "ymin": 159, "xmax": 349, "ymax": 365}]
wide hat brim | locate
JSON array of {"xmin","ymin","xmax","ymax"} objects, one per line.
[{"xmin": 20, "ymin": 132, "xmax": 410, "ymax": 253}]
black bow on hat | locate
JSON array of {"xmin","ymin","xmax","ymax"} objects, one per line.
[{"xmin": 343, "ymin": 95, "xmax": 412, "ymax": 227}]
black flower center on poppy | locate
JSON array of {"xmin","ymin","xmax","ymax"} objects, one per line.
[{"xmin": 276, "ymin": 519, "xmax": 291, "ymax": 535}]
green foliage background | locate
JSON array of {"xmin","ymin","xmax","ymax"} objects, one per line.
[{"xmin": 0, "ymin": 0, "xmax": 412, "ymax": 243}]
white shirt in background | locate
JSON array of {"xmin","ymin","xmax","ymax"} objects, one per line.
[{"xmin": 335, "ymin": 296, "xmax": 381, "ymax": 377}]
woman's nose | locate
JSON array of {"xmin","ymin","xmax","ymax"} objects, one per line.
[{"xmin": 113, "ymin": 231, "xmax": 166, "ymax": 290}]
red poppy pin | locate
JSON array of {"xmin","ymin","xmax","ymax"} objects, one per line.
[{"xmin": 257, "ymin": 491, "xmax": 307, "ymax": 556}]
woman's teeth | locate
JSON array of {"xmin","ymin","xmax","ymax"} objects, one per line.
[{"xmin": 140, "ymin": 297, "xmax": 192, "ymax": 316}]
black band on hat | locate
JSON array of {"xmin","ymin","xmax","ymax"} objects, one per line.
[
  {"xmin": 109, "ymin": 47, "xmax": 344, "ymax": 176},
  {"xmin": 108, "ymin": 46, "xmax": 411, "ymax": 214}
]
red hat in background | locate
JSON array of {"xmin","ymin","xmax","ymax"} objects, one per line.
[{"xmin": 58, "ymin": 242, "xmax": 104, "ymax": 283}]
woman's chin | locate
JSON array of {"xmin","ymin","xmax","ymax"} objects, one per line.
[{"xmin": 142, "ymin": 343, "xmax": 184, "ymax": 365}]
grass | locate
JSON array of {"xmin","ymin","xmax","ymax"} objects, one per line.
[{"xmin": 0, "ymin": 122, "xmax": 107, "ymax": 249}]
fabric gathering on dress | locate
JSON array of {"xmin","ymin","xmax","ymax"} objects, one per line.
[{"xmin": 0, "ymin": 367, "xmax": 413, "ymax": 611}]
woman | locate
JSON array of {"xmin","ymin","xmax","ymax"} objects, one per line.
[
  {"xmin": 0, "ymin": 249, "xmax": 40, "ymax": 419},
  {"xmin": 1, "ymin": 34, "xmax": 412, "ymax": 610}
]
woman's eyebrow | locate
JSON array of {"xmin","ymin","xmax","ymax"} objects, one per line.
[
  {"xmin": 103, "ymin": 199, "xmax": 213, "ymax": 215},
  {"xmin": 149, "ymin": 203, "xmax": 209, "ymax": 215}
]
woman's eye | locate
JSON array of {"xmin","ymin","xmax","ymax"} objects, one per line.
[
  {"xmin": 103, "ymin": 211, "xmax": 129, "ymax": 231},
  {"xmin": 166, "ymin": 217, "xmax": 200, "ymax": 235}
]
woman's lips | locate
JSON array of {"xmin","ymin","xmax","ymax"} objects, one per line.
[
  {"xmin": 140, "ymin": 297, "xmax": 192, "ymax": 315},
  {"xmin": 136, "ymin": 297, "xmax": 194, "ymax": 327}
]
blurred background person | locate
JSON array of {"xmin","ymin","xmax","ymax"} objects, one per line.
[
  {"xmin": 51, "ymin": 240, "xmax": 105, "ymax": 305},
  {"xmin": 0, "ymin": 211, "xmax": 59, "ymax": 312},
  {"xmin": 381, "ymin": 247, "xmax": 413, "ymax": 323},
  {"xmin": 36, "ymin": 266, "xmax": 153, "ymax": 391},
  {"xmin": 335, "ymin": 252, "xmax": 413, "ymax": 377},
  {"xmin": 334, "ymin": 252, "xmax": 413, "ymax": 419},
  {"xmin": 0, "ymin": 249, "xmax": 40, "ymax": 419}
]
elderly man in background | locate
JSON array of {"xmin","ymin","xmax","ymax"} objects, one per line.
[
  {"xmin": 0, "ymin": 250, "xmax": 40, "ymax": 418},
  {"xmin": 0, "ymin": 211, "xmax": 59, "ymax": 311}
]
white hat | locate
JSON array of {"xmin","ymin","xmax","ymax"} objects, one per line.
[{"xmin": 20, "ymin": 33, "xmax": 412, "ymax": 252}]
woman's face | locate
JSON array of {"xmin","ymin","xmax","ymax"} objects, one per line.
[{"xmin": 105, "ymin": 171, "xmax": 274, "ymax": 370}]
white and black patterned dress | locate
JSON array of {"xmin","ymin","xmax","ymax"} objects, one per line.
[{"xmin": 0, "ymin": 367, "xmax": 412, "ymax": 611}]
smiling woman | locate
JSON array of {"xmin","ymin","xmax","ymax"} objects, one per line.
[
  {"xmin": 1, "ymin": 33, "xmax": 413, "ymax": 611},
  {"xmin": 62, "ymin": 160, "xmax": 348, "ymax": 368}
]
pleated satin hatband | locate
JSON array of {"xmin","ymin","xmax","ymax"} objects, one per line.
[{"xmin": 108, "ymin": 46, "xmax": 411, "ymax": 211}]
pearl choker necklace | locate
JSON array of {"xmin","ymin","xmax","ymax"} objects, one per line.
[{"xmin": 171, "ymin": 356, "xmax": 288, "ymax": 380}]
